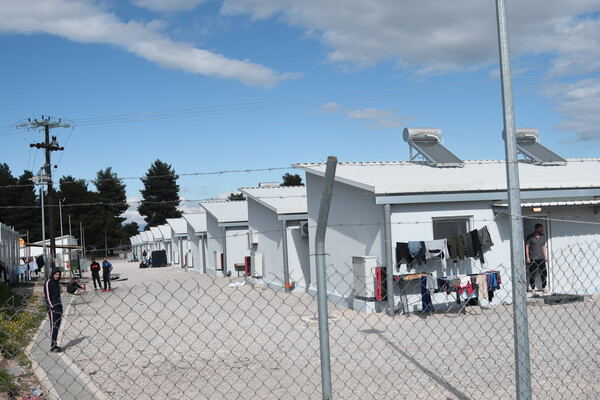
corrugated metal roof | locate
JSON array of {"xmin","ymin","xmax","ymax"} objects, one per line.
[
  {"xmin": 183, "ymin": 213, "xmax": 207, "ymax": 233},
  {"xmin": 240, "ymin": 186, "xmax": 307, "ymax": 215},
  {"xmin": 150, "ymin": 226, "xmax": 163, "ymax": 240},
  {"xmin": 166, "ymin": 218, "xmax": 188, "ymax": 235},
  {"xmin": 158, "ymin": 224, "xmax": 172, "ymax": 240},
  {"xmin": 129, "ymin": 235, "xmax": 141, "ymax": 245},
  {"xmin": 199, "ymin": 200, "xmax": 248, "ymax": 223},
  {"xmin": 293, "ymin": 159, "xmax": 600, "ymax": 195},
  {"xmin": 140, "ymin": 231, "xmax": 153, "ymax": 243},
  {"xmin": 493, "ymin": 200, "xmax": 600, "ymax": 208}
]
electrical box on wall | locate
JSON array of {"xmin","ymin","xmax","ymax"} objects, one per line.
[
  {"xmin": 214, "ymin": 251, "xmax": 223, "ymax": 270},
  {"xmin": 299, "ymin": 221, "xmax": 309, "ymax": 237},
  {"xmin": 352, "ymin": 256, "xmax": 377, "ymax": 300},
  {"xmin": 251, "ymin": 252, "xmax": 263, "ymax": 277}
]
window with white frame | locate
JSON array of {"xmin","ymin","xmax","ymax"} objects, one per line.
[{"xmin": 432, "ymin": 216, "xmax": 471, "ymax": 239}]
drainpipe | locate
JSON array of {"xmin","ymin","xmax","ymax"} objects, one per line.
[
  {"xmin": 315, "ymin": 156, "xmax": 337, "ymax": 400},
  {"xmin": 384, "ymin": 204, "xmax": 394, "ymax": 317},
  {"xmin": 222, "ymin": 227, "xmax": 228, "ymax": 276},
  {"xmin": 282, "ymin": 220, "xmax": 291, "ymax": 292},
  {"xmin": 202, "ymin": 235, "xmax": 207, "ymax": 274}
]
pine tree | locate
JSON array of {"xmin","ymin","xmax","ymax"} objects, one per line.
[
  {"xmin": 0, "ymin": 163, "xmax": 18, "ymax": 228},
  {"xmin": 281, "ymin": 173, "xmax": 303, "ymax": 186},
  {"xmin": 94, "ymin": 168, "xmax": 128, "ymax": 253},
  {"xmin": 14, "ymin": 170, "xmax": 41, "ymax": 242},
  {"xmin": 58, "ymin": 176, "xmax": 101, "ymax": 251},
  {"xmin": 138, "ymin": 160, "xmax": 182, "ymax": 228}
]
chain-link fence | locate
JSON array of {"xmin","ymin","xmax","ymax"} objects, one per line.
[{"xmin": 1, "ymin": 234, "xmax": 599, "ymax": 399}]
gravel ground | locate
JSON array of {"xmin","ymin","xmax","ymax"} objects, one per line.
[{"xmin": 59, "ymin": 259, "xmax": 600, "ymax": 399}]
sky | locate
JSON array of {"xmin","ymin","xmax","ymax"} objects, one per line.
[{"xmin": 1, "ymin": 0, "xmax": 599, "ymax": 227}]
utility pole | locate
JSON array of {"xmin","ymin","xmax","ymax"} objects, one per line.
[{"xmin": 17, "ymin": 116, "xmax": 72, "ymax": 263}]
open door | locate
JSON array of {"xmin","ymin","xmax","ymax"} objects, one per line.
[{"xmin": 523, "ymin": 217, "xmax": 550, "ymax": 293}]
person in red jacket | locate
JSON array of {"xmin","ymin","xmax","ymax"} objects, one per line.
[{"xmin": 90, "ymin": 258, "xmax": 101, "ymax": 290}]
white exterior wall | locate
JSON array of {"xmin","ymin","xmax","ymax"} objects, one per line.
[
  {"xmin": 206, "ymin": 214, "xmax": 223, "ymax": 275},
  {"xmin": 185, "ymin": 223, "xmax": 205, "ymax": 273},
  {"xmin": 523, "ymin": 206, "xmax": 600, "ymax": 295},
  {"xmin": 285, "ymin": 220, "xmax": 310, "ymax": 290},
  {"xmin": 306, "ymin": 174, "xmax": 385, "ymax": 308},
  {"xmin": 225, "ymin": 226, "xmax": 249, "ymax": 274},
  {"xmin": 0, "ymin": 222, "xmax": 20, "ymax": 266},
  {"xmin": 247, "ymin": 199, "xmax": 311, "ymax": 291},
  {"xmin": 248, "ymin": 199, "xmax": 281, "ymax": 285},
  {"xmin": 390, "ymin": 201, "xmax": 512, "ymax": 310}
]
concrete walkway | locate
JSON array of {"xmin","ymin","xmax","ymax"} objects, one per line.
[{"xmin": 26, "ymin": 290, "xmax": 108, "ymax": 400}]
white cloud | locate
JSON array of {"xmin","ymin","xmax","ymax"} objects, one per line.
[
  {"xmin": 348, "ymin": 108, "xmax": 393, "ymax": 120},
  {"xmin": 221, "ymin": 1, "xmax": 599, "ymax": 74},
  {"xmin": 0, "ymin": 0, "xmax": 298, "ymax": 87},
  {"xmin": 178, "ymin": 196, "xmax": 205, "ymax": 214},
  {"xmin": 347, "ymin": 107, "xmax": 407, "ymax": 129},
  {"xmin": 222, "ymin": 1, "xmax": 600, "ymax": 138},
  {"xmin": 133, "ymin": 0, "xmax": 208, "ymax": 12},
  {"xmin": 320, "ymin": 102, "xmax": 339, "ymax": 113},
  {"xmin": 123, "ymin": 197, "xmax": 145, "ymax": 225},
  {"xmin": 542, "ymin": 78, "xmax": 600, "ymax": 141}
]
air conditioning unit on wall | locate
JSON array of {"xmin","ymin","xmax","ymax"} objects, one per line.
[{"xmin": 300, "ymin": 221, "xmax": 309, "ymax": 237}]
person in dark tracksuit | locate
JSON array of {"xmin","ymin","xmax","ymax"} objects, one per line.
[
  {"xmin": 90, "ymin": 258, "xmax": 101, "ymax": 290},
  {"xmin": 102, "ymin": 257, "xmax": 112, "ymax": 292},
  {"xmin": 44, "ymin": 267, "xmax": 63, "ymax": 352}
]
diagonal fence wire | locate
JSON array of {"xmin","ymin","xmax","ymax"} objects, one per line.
[{"xmin": 0, "ymin": 240, "xmax": 599, "ymax": 399}]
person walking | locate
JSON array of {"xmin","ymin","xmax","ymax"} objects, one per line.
[
  {"xmin": 526, "ymin": 223, "xmax": 549, "ymax": 296},
  {"xmin": 90, "ymin": 258, "xmax": 101, "ymax": 290},
  {"xmin": 44, "ymin": 267, "xmax": 63, "ymax": 352},
  {"xmin": 102, "ymin": 257, "xmax": 112, "ymax": 292}
]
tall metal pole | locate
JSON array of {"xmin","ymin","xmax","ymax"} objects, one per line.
[
  {"xmin": 59, "ymin": 199, "xmax": 64, "ymax": 268},
  {"xmin": 40, "ymin": 184, "xmax": 48, "ymax": 281},
  {"xmin": 495, "ymin": 1, "xmax": 531, "ymax": 399},
  {"xmin": 44, "ymin": 124, "xmax": 57, "ymax": 261},
  {"xmin": 315, "ymin": 156, "xmax": 337, "ymax": 400},
  {"xmin": 384, "ymin": 204, "xmax": 395, "ymax": 316},
  {"xmin": 105, "ymin": 231, "xmax": 108, "ymax": 257}
]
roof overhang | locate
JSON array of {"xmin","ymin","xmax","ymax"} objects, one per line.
[
  {"xmin": 218, "ymin": 222, "xmax": 249, "ymax": 228},
  {"xmin": 493, "ymin": 200, "xmax": 600, "ymax": 208},
  {"xmin": 277, "ymin": 213, "xmax": 308, "ymax": 221},
  {"xmin": 376, "ymin": 188, "xmax": 600, "ymax": 205}
]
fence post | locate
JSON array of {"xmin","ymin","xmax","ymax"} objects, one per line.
[
  {"xmin": 495, "ymin": 1, "xmax": 532, "ymax": 398},
  {"xmin": 315, "ymin": 156, "xmax": 337, "ymax": 400}
]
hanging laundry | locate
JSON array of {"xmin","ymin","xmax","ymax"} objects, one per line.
[
  {"xmin": 475, "ymin": 274, "xmax": 488, "ymax": 300},
  {"xmin": 447, "ymin": 235, "xmax": 465, "ymax": 262},
  {"xmin": 395, "ymin": 242, "xmax": 413, "ymax": 267},
  {"xmin": 421, "ymin": 275, "xmax": 436, "ymax": 313},
  {"xmin": 424, "ymin": 239, "xmax": 449, "ymax": 271},
  {"xmin": 458, "ymin": 275, "xmax": 473, "ymax": 295},
  {"xmin": 463, "ymin": 232, "xmax": 475, "ymax": 258},
  {"xmin": 408, "ymin": 241, "xmax": 426, "ymax": 265},
  {"xmin": 478, "ymin": 226, "xmax": 494, "ymax": 251}
]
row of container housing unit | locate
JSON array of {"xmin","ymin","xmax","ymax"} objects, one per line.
[
  {"xmin": 129, "ymin": 129, "xmax": 600, "ymax": 314},
  {"xmin": 129, "ymin": 185, "xmax": 310, "ymax": 294},
  {"xmin": 0, "ymin": 222, "xmax": 20, "ymax": 279}
]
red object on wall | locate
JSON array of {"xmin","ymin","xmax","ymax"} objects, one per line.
[
  {"xmin": 375, "ymin": 267, "xmax": 387, "ymax": 301},
  {"xmin": 244, "ymin": 256, "xmax": 251, "ymax": 276}
]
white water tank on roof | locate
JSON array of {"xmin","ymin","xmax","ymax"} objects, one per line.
[{"xmin": 403, "ymin": 127, "xmax": 442, "ymax": 143}]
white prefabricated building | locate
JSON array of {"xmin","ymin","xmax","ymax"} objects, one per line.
[
  {"xmin": 182, "ymin": 213, "xmax": 207, "ymax": 274},
  {"xmin": 294, "ymin": 141, "xmax": 600, "ymax": 313},
  {"xmin": 240, "ymin": 185, "xmax": 310, "ymax": 292},
  {"xmin": 200, "ymin": 200, "xmax": 249, "ymax": 276}
]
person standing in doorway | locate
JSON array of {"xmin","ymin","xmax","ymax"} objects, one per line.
[
  {"xmin": 102, "ymin": 257, "xmax": 112, "ymax": 292},
  {"xmin": 44, "ymin": 267, "xmax": 63, "ymax": 352},
  {"xmin": 526, "ymin": 223, "xmax": 549, "ymax": 295},
  {"xmin": 90, "ymin": 258, "xmax": 101, "ymax": 290}
]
